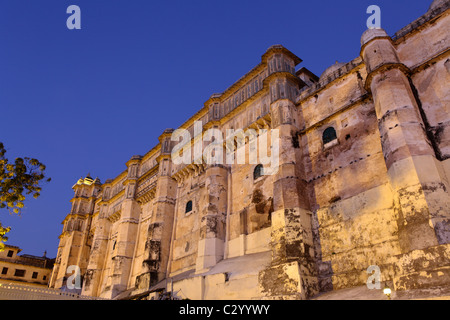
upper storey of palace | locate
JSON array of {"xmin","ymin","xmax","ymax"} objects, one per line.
[{"xmin": 71, "ymin": 0, "xmax": 449, "ymax": 209}]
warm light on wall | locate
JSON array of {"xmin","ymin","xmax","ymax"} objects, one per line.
[{"xmin": 383, "ymin": 283, "xmax": 392, "ymax": 300}]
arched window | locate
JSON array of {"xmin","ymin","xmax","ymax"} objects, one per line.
[
  {"xmin": 253, "ymin": 164, "xmax": 264, "ymax": 181},
  {"xmin": 322, "ymin": 127, "xmax": 337, "ymax": 145},
  {"xmin": 185, "ymin": 201, "xmax": 193, "ymax": 214}
]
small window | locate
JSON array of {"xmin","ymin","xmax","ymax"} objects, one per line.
[
  {"xmin": 7, "ymin": 250, "xmax": 14, "ymax": 258},
  {"xmin": 185, "ymin": 201, "xmax": 193, "ymax": 214},
  {"xmin": 323, "ymin": 127, "xmax": 337, "ymax": 145},
  {"xmin": 253, "ymin": 164, "xmax": 264, "ymax": 181},
  {"xmin": 32, "ymin": 272, "xmax": 38, "ymax": 279},
  {"xmin": 43, "ymin": 275, "xmax": 47, "ymax": 281},
  {"xmin": 1, "ymin": 267, "xmax": 8, "ymax": 275},
  {"xmin": 14, "ymin": 269, "xmax": 26, "ymax": 277}
]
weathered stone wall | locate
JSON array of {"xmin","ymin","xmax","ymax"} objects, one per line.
[
  {"xmin": 50, "ymin": 0, "xmax": 450, "ymax": 300},
  {"xmin": 169, "ymin": 176, "xmax": 205, "ymax": 275}
]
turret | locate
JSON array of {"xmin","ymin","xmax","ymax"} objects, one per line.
[{"xmin": 49, "ymin": 174, "xmax": 101, "ymax": 291}]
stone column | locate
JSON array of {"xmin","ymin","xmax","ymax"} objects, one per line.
[
  {"xmin": 259, "ymin": 62, "xmax": 319, "ymax": 299},
  {"xmin": 361, "ymin": 28, "xmax": 449, "ymax": 252},
  {"xmin": 361, "ymin": 28, "xmax": 450, "ymax": 291},
  {"xmin": 137, "ymin": 130, "xmax": 177, "ymax": 288},
  {"xmin": 109, "ymin": 156, "xmax": 141, "ymax": 298},
  {"xmin": 195, "ymin": 164, "xmax": 228, "ymax": 273},
  {"xmin": 51, "ymin": 175, "xmax": 100, "ymax": 292},
  {"xmin": 82, "ymin": 203, "xmax": 111, "ymax": 297}
]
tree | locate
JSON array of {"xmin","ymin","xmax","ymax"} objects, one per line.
[
  {"xmin": 0, "ymin": 222, "xmax": 11, "ymax": 252},
  {"xmin": 0, "ymin": 142, "xmax": 51, "ymax": 250}
]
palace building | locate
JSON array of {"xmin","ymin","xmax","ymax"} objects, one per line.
[
  {"xmin": 0, "ymin": 244, "xmax": 54, "ymax": 288},
  {"xmin": 50, "ymin": 0, "xmax": 450, "ymax": 299}
]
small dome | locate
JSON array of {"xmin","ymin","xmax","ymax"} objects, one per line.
[
  {"xmin": 428, "ymin": 0, "xmax": 449, "ymax": 12},
  {"xmin": 130, "ymin": 155, "xmax": 142, "ymax": 160},
  {"xmin": 360, "ymin": 28, "xmax": 388, "ymax": 47},
  {"xmin": 319, "ymin": 61, "xmax": 346, "ymax": 81}
]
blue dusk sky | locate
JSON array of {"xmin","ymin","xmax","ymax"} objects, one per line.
[{"xmin": 0, "ymin": 0, "xmax": 432, "ymax": 258}]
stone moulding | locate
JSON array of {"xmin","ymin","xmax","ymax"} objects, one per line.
[
  {"xmin": 49, "ymin": 0, "xmax": 450, "ymax": 300},
  {"xmin": 297, "ymin": 57, "xmax": 363, "ymax": 100}
]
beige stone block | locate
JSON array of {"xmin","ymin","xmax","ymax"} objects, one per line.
[
  {"xmin": 206, "ymin": 274, "xmax": 261, "ymax": 300},
  {"xmin": 317, "ymin": 183, "xmax": 395, "ymax": 229},
  {"xmin": 259, "ymin": 262, "xmax": 302, "ymax": 298},
  {"xmin": 245, "ymin": 227, "xmax": 271, "ymax": 255},
  {"xmin": 225, "ymin": 236, "xmax": 241, "ymax": 259},
  {"xmin": 172, "ymin": 277, "xmax": 204, "ymax": 300},
  {"xmin": 196, "ymin": 238, "xmax": 224, "ymax": 273},
  {"xmin": 387, "ymin": 157, "xmax": 421, "ymax": 190},
  {"xmin": 226, "ymin": 228, "xmax": 271, "ymax": 258},
  {"xmin": 413, "ymin": 155, "xmax": 448, "ymax": 185},
  {"xmin": 259, "ymin": 261, "xmax": 318, "ymax": 299}
]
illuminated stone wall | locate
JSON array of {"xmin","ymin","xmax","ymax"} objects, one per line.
[{"xmin": 50, "ymin": 0, "xmax": 450, "ymax": 300}]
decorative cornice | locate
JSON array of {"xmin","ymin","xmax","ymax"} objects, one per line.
[
  {"xmin": 262, "ymin": 45, "xmax": 302, "ymax": 65},
  {"xmin": 119, "ymin": 218, "xmax": 139, "ymax": 225},
  {"xmin": 101, "ymin": 189, "xmax": 125, "ymax": 206},
  {"xmin": 263, "ymin": 71, "xmax": 303, "ymax": 86},
  {"xmin": 156, "ymin": 153, "xmax": 171, "ymax": 163},
  {"xmin": 172, "ymin": 162, "xmax": 206, "ymax": 182},
  {"xmin": 392, "ymin": 2, "xmax": 450, "ymax": 42},
  {"xmin": 136, "ymin": 181, "xmax": 157, "ymax": 204},
  {"xmin": 364, "ymin": 62, "xmax": 411, "ymax": 91},
  {"xmin": 61, "ymin": 213, "xmax": 90, "ymax": 224},
  {"xmin": 107, "ymin": 210, "xmax": 121, "ymax": 223},
  {"xmin": 138, "ymin": 165, "xmax": 159, "ymax": 183},
  {"xmin": 360, "ymin": 36, "xmax": 393, "ymax": 57},
  {"xmin": 298, "ymin": 93, "xmax": 371, "ymax": 136},
  {"xmin": 410, "ymin": 48, "xmax": 450, "ymax": 74},
  {"xmin": 297, "ymin": 57, "xmax": 364, "ymax": 102},
  {"xmin": 158, "ymin": 128, "xmax": 175, "ymax": 142},
  {"xmin": 102, "ymin": 171, "xmax": 128, "ymax": 188},
  {"xmin": 125, "ymin": 155, "xmax": 142, "ymax": 167}
]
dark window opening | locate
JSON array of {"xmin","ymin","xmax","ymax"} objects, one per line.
[
  {"xmin": 43, "ymin": 275, "xmax": 47, "ymax": 281},
  {"xmin": 1, "ymin": 267, "xmax": 8, "ymax": 275},
  {"xmin": 253, "ymin": 164, "xmax": 264, "ymax": 181},
  {"xmin": 7, "ymin": 250, "xmax": 13, "ymax": 258},
  {"xmin": 32, "ymin": 272, "xmax": 38, "ymax": 279},
  {"xmin": 323, "ymin": 127, "xmax": 337, "ymax": 145},
  {"xmin": 185, "ymin": 201, "xmax": 193, "ymax": 214},
  {"xmin": 240, "ymin": 210, "xmax": 248, "ymax": 235},
  {"xmin": 14, "ymin": 269, "xmax": 25, "ymax": 277}
]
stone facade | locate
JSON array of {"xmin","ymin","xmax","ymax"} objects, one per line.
[
  {"xmin": 50, "ymin": 0, "xmax": 450, "ymax": 299},
  {"xmin": 0, "ymin": 244, "xmax": 54, "ymax": 287}
]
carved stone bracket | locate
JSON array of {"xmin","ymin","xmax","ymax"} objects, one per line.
[
  {"xmin": 172, "ymin": 163, "xmax": 206, "ymax": 183},
  {"xmin": 136, "ymin": 181, "xmax": 157, "ymax": 204}
]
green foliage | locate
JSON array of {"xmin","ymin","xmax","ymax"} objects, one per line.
[
  {"xmin": 0, "ymin": 222, "xmax": 11, "ymax": 252},
  {"xmin": 0, "ymin": 142, "xmax": 50, "ymax": 249},
  {"xmin": 0, "ymin": 142, "xmax": 51, "ymax": 215}
]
